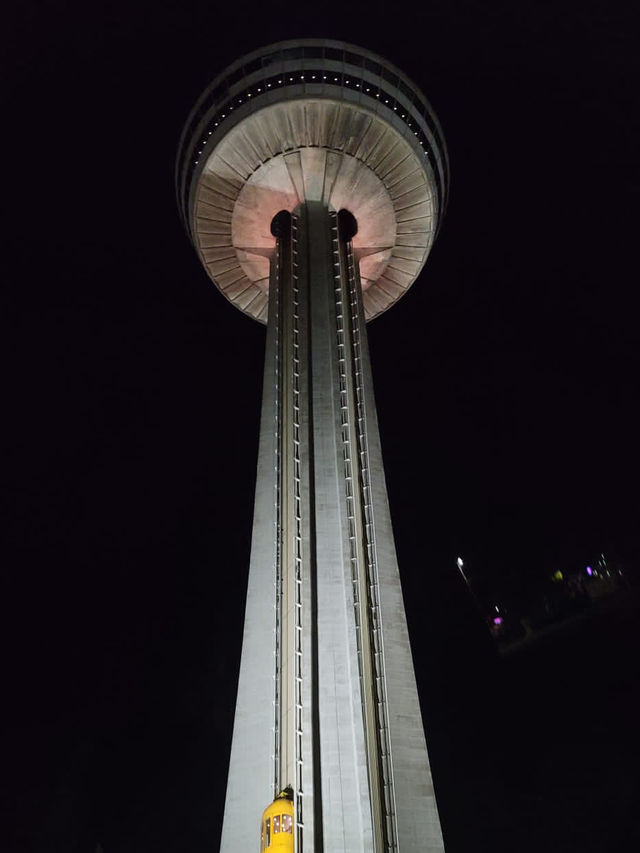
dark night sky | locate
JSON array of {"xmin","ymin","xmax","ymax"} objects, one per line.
[{"xmin": 4, "ymin": 2, "xmax": 640, "ymax": 851}]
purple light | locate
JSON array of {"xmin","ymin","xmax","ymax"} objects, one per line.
[
  {"xmin": 493, "ymin": 616, "xmax": 503, "ymax": 625},
  {"xmin": 586, "ymin": 566, "xmax": 593, "ymax": 576}
]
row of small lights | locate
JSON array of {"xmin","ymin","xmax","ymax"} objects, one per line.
[{"xmin": 192, "ymin": 72, "xmax": 433, "ymax": 167}]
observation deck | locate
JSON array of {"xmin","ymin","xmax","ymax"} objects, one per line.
[{"xmin": 176, "ymin": 39, "xmax": 449, "ymax": 322}]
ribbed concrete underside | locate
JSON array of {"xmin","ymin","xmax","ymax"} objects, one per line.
[{"xmin": 194, "ymin": 99, "xmax": 436, "ymax": 322}]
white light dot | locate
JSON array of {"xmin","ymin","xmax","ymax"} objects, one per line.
[
  {"xmin": 208, "ymin": 131, "xmax": 212, "ymax": 135},
  {"xmin": 300, "ymin": 76, "xmax": 304, "ymax": 80},
  {"xmin": 257, "ymin": 88, "xmax": 261, "ymax": 91},
  {"xmin": 278, "ymin": 79, "xmax": 282, "ymax": 83}
]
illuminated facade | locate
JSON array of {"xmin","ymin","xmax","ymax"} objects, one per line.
[{"xmin": 176, "ymin": 40, "xmax": 449, "ymax": 852}]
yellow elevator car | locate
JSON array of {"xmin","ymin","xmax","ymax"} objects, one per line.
[{"xmin": 260, "ymin": 789, "xmax": 294, "ymax": 851}]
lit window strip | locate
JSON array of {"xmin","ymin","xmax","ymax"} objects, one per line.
[{"xmin": 184, "ymin": 67, "xmax": 446, "ymax": 216}]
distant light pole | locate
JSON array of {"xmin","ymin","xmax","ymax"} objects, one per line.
[
  {"xmin": 456, "ymin": 556, "xmax": 468, "ymax": 583},
  {"xmin": 455, "ymin": 555, "xmax": 491, "ymax": 628},
  {"xmin": 456, "ymin": 555, "xmax": 478, "ymax": 604}
]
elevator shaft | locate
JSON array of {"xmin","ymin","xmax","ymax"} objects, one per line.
[{"xmin": 272, "ymin": 204, "xmax": 396, "ymax": 852}]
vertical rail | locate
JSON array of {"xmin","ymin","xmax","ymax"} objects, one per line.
[
  {"xmin": 345, "ymin": 240, "xmax": 398, "ymax": 851},
  {"xmin": 330, "ymin": 213, "xmax": 383, "ymax": 851},
  {"xmin": 332, "ymin": 211, "xmax": 398, "ymax": 851},
  {"xmin": 291, "ymin": 215, "xmax": 305, "ymax": 852},
  {"xmin": 273, "ymin": 211, "xmax": 305, "ymax": 851},
  {"xmin": 273, "ymin": 232, "xmax": 283, "ymax": 797}
]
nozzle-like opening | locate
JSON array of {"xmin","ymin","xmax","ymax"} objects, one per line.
[
  {"xmin": 337, "ymin": 208, "xmax": 358, "ymax": 241},
  {"xmin": 271, "ymin": 210, "xmax": 291, "ymax": 238}
]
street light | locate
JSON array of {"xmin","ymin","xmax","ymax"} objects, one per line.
[
  {"xmin": 456, "ymin": 556, "xmax": 468, "ymax": 583},
  {"xmin": 455, "ymin": 555, "xmax": 486, "ymax": 623}
]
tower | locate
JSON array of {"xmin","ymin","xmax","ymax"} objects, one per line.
[{"xmin": 176, "ymin": 40, "xmax": 449, "ymax": 852}]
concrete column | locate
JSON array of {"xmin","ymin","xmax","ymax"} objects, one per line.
[{"xmin": 221, "ymin": 202, "xmax": 444, "ymax": 853}]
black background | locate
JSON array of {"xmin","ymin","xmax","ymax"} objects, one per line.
[{"xmin": 4, "ymin": 1, "xmax": 640, "ymax": 851}]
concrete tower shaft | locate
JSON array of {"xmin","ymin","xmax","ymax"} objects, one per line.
[{"xmin": 177, "ymin": 40, "xmax": 448, "ymax": 853}]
